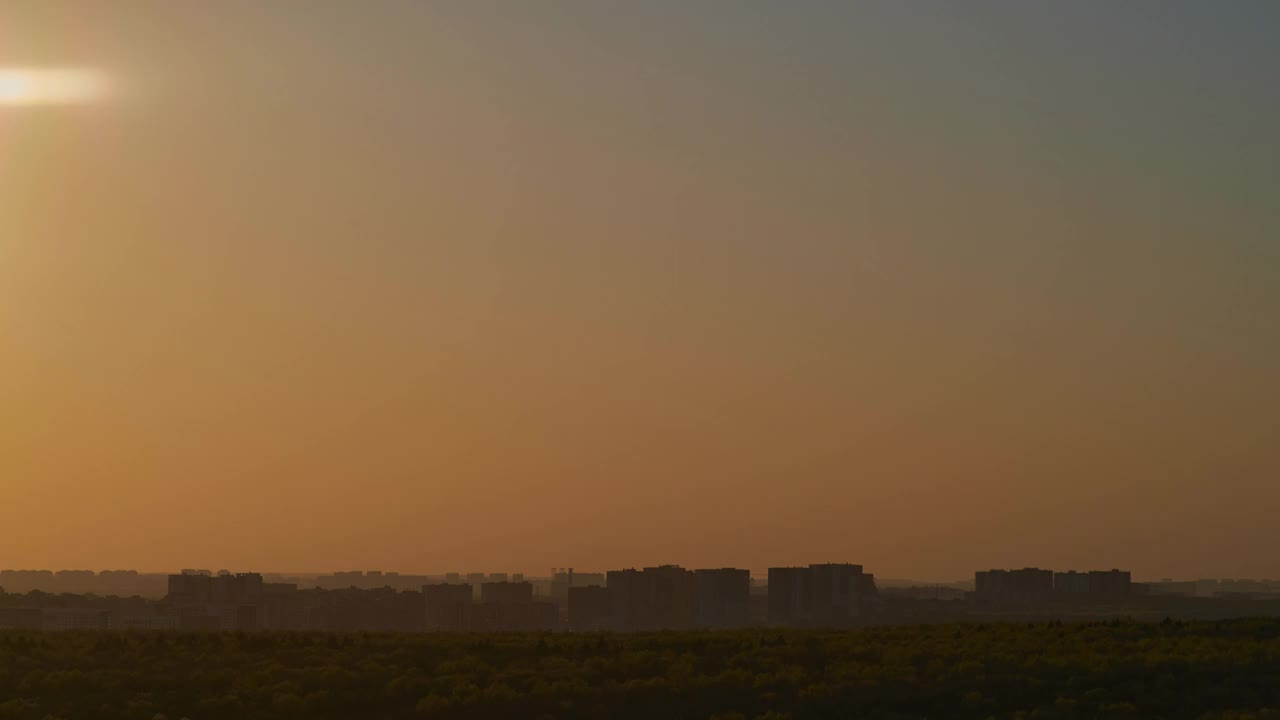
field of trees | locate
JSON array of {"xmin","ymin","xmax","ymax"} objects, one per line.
[{"xmin": 4, "ymin": 620, "xmax": 1280, "ymax": 719}]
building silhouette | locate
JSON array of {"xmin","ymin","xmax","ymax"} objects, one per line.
[
  {"xmin": 1054, "ymin": 570, "xmax": 1091, "ymax": 594},
  {"xmin": 694, "ymin": 568, "xmax": 751, "ymax": 628},
  {"xmin": 424, "ymin": 583, "xmax": 473, "ymax": 631},
  {"xmin": 0, "ymin": 560, "xmax": 1190, "ymax": 633},
  {"xmin": 767, "ymin": 567, "xmax": 809, "ymax": 626},
  {"xmin": 648, "ymin": 565, "xmax": 697, "ymax": 629},
  {"xmin": 567, "ymin": 585, "xmax": 611, "ymax": 631},
  {"xmin": 974, "ymin": 568, "xmax": 1055, "ymax": 603},
  {"xmin": 480, "ymin": 581, "xmax": 534, "ymax": 605},
  {"xmin": 767, "ymin": 564, "xmax": 875, "ymax": 626},
  {"xmin": 551, "ymin": 568, "xmax": 607, "ymax": 602},
  {"xmin": 605, "ymin": 568, "xmax": 647, "ymax": 630},
  {"xmin": 167, "ymin": 571, "xmax": 265, "ymax": 630},
  {"xmin": 974, "ymin": 568, "xmax": 1134, "ymax": 603},
  {"xmin": 473, "ymin": 581, "xmax": 556, "ymax": 631},
  {"xmin": 604, "ymin": 566, "xmax": 697, "ymax": 631}
]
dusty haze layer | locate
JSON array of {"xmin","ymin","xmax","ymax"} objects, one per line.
[{"xmin": 1, "ymin": 2, "xmax": 1277, "ymax": 580}]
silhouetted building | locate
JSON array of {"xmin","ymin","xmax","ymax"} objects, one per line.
[
  {"xmin": 1054, "ymin": 571, "xmax": 1091, "ymax": 595},
  {"xmin": 304, "ymin": 587, "xmax": 423, "ymax": 632},
  {"xmin": 974, "ymin": 568, "xmax": 1054, "ymax": 603},
  {"xmin": 567, "ymin": 585, "xmax": 610, "ymax": 631},
  {"xmin": 380, "ymin": 589, "xmax": 428, "ymax": 632},
  {"xmin": 808, "ymin": 563, "xmax": 865, "ymax": 625},
  {"xmin": 647, "ymin": 565, "xmax": 696, "ymax": 629},
  {"xmin": 694, "ymin": 568, "xmax": 750, "ymax": 628},
  {"xmin": 312, "ymin": 570, "xmax": 430, "ymax": 592},
  {"xmin": 604, "ymin": 565, "xmax": 696, "ymax": 630},
  {"xmin": 1087, "ymin": 569, "xmax": 1131, "ymax": 597},
  {"xmin": 768, "ymin": 564, "xmax": 873, "ymax": 626},
  {"xmin": 228, "ymin": 604, "xmax": 261, "ymax": 632},
  {"xmin": 551, "ymin": 568, "xmax": 607, "ymax": 602},
  {"xmin": 480, "ymin": 581, "xmax": 534, "ymax": 605},
  {"xmin": 551, "ymin": 568, "xmax": 575, "ymax": 601},
  {"xmin": 164, "ymin": 572, "xmax": 271, "ymax": 631},
  {"xmin": 214, "ymin": 573, "xmax": 264, "ymax": 605},
  {"xmin": 470, "ymin": 581, "xmax": 555, "ymax": 631},
  {"xmin": 1052, "ymin": 569, "xmax": 1132, "ymax": 599},
  {"xmin": 768, "ymin": 567, "xmax": 810, "ymax": 626},
  {"xmin": 606, "ymin": 568, "xmax": 648, "ymax": 630},
  {"xmin": 424, "ymin": 583, "xmax": 473, "ymax": 632},
  {"xmin": 167, "ymin": 572, "xmax": 214, "ymax": 604},
  {"xmin": 260, "ymin": 582, "xmax": 304, "ymax": 630},
  {"xmin": 168, "ymin": 572, "xmax": 263, "ymax": 606}
]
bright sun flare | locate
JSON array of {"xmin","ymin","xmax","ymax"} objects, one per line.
[{"xmin": 0, "ymin": 68, "xmax": 110, "ymax": 106}]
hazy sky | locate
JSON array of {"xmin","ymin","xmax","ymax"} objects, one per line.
[{"xmin": 2, "ymin": 1, "xmax": 1277, "ymax": 581}]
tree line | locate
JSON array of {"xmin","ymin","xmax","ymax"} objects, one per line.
[{"xmin": 3, "ymin": 619, "xmax": 1280, "ymax": 719}]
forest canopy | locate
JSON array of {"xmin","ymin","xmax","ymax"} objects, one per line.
[{"xmin": 3, "ymin": 620, "xmax": 1280, "ymax": 719}]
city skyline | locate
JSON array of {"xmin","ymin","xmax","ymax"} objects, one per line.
[
  {"xmin": 3, "ymin": 2, "xmax": 1278, "ymax": 581},
  {"xmin": 9, "ymin": 559, "xmax": 1280, "ymax": 635},
  {"xmin": 3, "ymin": 562, "xmax": 1275, "ymax": 588}
]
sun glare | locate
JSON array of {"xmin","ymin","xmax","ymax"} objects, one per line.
[{"xmin": 0, "ymin": 68, "xmax": 110, "ymax": 106}]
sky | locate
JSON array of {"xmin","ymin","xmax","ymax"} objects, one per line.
[{"xmin": 1, "ymin": 1, "xmax": 1277, "ymax": 581}]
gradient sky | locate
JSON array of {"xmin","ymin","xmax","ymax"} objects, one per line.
[{"xmin": 1, "ymin": 1, "xmax": 1277, "ymax": 581}]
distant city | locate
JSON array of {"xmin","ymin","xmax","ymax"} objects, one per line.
[{"xmin": 5, "ymin": 564, "xmax": 1280, "ymax": 633}]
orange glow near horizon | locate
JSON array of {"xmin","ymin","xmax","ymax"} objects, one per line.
[
  {"xmin": 0, "ymin": 68, "xmax": 110, "ymax": 106},
  {"xmin": 1, "ymin": 3, "xmax": 1277, "ymax": 582}
]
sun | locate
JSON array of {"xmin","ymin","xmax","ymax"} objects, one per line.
[
  {"xmin": 0, "ymin": 68, "xmax": 110, "ymax": 106},
  {"xmin": 0, "ymin": 73, "xmax": 31, "ymax": 102}
]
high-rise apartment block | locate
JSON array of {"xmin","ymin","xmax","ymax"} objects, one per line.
[{"xmin": 766, "ymin": 564, "xmax": 874, "ymax": 626}]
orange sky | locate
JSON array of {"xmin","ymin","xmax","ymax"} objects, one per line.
[{"xmin": 2, "ymin": 2, "xmax": 1277, "ymax": 580}]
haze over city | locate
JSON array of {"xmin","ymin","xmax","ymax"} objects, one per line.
[{"xmin": 2, "ymin": 1, "xmax": 1277, "ymax": 582}]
